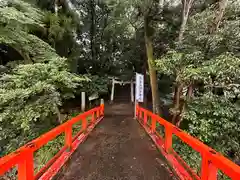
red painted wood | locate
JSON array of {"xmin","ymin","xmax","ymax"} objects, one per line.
[
  {"xmin": 136, "ymin": 106, "xmax": 240, "ymax": 180},
  {"xmin": 0, "ymin": 106, "xmax": 103, "ymax": 180},
  {"xmin": 81, "ymin": 117, "xmax": 87, "ymax": 132},
  {"xmin": 164, "ymin": 124, "xmax": 173, "ymax": 153},
  {"xmin": 151, "ymin": 116, "xmax": 156, "ymax": 133},
  {"xmin": 208, "ymin": 161, "xmax": 218, "ymax": 180},
  {"xmin": 65, "ymin": 126, "xmax": 72, "ymax": 150},
  {"xmin": 91, "ymin": 112, "xmax": 95, "ymax": 123},
  {"xmin": 18, "ymin": 151, "xmax": 34, "ymax": 180},
  {"xmin": 136, "ymin": 117, "xmax": 194, "ymax": 180},
  {"xmin": 1, "ymin": 104, "xmax": 240, "ymax": 180},
  {"xmin": 143, "ymin": 112, "xmax": 147, "ymax": 125},
  {"xmin": 96, "ymin": 109, "xmax": 100, "ymax": 119},
  {"xmin": 100, "ymin": 104, "xmax": 104, "ymax": 115},
  {"xmin": 38, "ymin": 116, "xmax": 103, "ymax": 180}
]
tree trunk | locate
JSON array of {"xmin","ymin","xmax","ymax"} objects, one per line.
[
  {"xmin": 178, "ymin": 0, "xmax": 194, "ymax": 43},
  {"xmin": 54, "ymin": 0, "xmax": 59, "ymax": 14},
  {"xmin": 210, "ymin": 0, "xmax": 228, "ymax": 34},
  {"xmin": 90, "ymin": 0, "xmax": 97, "ymax": 63},
  {"xmin": 144, "ymin": 17, "xmax": 161, "ymax": 115},
  {"xmin": 178, "ymin": 17, "xmax": 187, "ymax": 43},
  {"xmin": 172, "ymin": 0, "xmax": 194, "ymax": 125},
  {"xmin": 175, "ymin": 0, "xmax": 228, "ymax": 126},
  {"xmin": 143, "ymin": 60, "xmax": 148, "ymax": 107},
  {"xmin": 176, "ymin": 84, "xmax": 193, "ymax": 127},
  {"xmin": 13, "ymin": 46, "xmax": 32, "ymax": 64},
  {"xmin": 56, "ymin": 107, "xmax": 64, "ymax": 124},
  {"xmin": 62, "ymin": 0, "xmax": 81, "ymax": 22},
  {"xmin": 205, "ymin": 0, "xmax": 228, "ymax": 57},
  {"xmin": 172, "ymin": 84, "xmax": 183, "ymax": 124}
]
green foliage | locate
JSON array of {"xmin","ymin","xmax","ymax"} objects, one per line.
[
  {"xmin": 183, "ymin": 1, "xmax": 240, "ymax": 57},
  {"xmin": 1, "ymin": 0, "xmax": 239, "ymax": 179},
  {"xmin": 173, "ymin": 138, "xmax": 202, "ymax": 175},
  {"xmin": 155, "ymin": 1, "xmax": 240, "ymax": 177},
  {"xmin": 0, "ymin": 0, "xmax": 44, "ymax": 26},
  {"xmin": 0, "ymin": 0, "xmax": 109, "ymax": 162},
  {"xmin": 0, "ymin": 0, "xmax": 78, "ymax": 64},
  {"xmin": 0, "ymin": 57, "xmax": 87, "ymax": 155},
  {"xmin": 82, "ymin": 75, "xmax": 108, "ymax": 95},
  {"xmin": 34, "ymin": 115, "xmax": 91, "ymax": 172},
  {"xmin": 44, "ymin": 12, "xmax": 75, "ymax": 47},
  {"xmin": 203, "ymin": 54, "xmax": 240, "ymax": 86},
  {"xmin": 156, "ymin": 50, "xmax": 205, "ymax": 84},
  {"xmin": 35, "ymin": 134, "xmax": 65, "ymax": 172},
  {"xmin": 184, "ymin": 94, "xmax": 240, "ymax": 155},
  {"xmin": 175, "ymin": 94, "xmax": 240, "ymax": 179},
  {"xmin": 0, "ymin": 0, "xmax": 59, "ymax": 63}
]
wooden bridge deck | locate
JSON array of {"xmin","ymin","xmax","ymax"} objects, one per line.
[{"xmin": 56, "ymin": 103, "xmax": 176, "ymax": 180}]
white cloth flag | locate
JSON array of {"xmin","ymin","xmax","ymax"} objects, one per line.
[{"xmin": 135, "ymin": 73, "xmax": 144, "ymax": 102}]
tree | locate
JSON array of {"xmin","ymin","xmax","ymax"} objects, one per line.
[
  {"xmin": 90, "ymin": 0, "xmax": 97, "ymax": 63},
  {"xmin": 1, "ymin": 1, "xmax": 239, "ymax": 178},
  {"xmin": 0, "ymin": 58, "xmax": 87, "ymax": 154},
  {"xmin": 178, "ymin": 0, "xmax": 194, "ymax": 43},
  {"xmin": 142, "ymin": 1, "xmax": 161, "ymax": 114},
  {"xmin": 156, "ymin": 0, "xmax": 240, "ymax": 177},
  {"xmin": 0, "ymin": 0, "xmax": 108, "ymax": 159},
  {"xmin": 110, "ymin": 0, "xmax": 165, "ymax": 114},
  {"xmin": 172, "ymin": 0, "xmax": 195, "ymax": 125}
]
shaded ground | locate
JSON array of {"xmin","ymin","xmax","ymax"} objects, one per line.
[{"xmin": 56, "ymin": 103, "xmax": 176, "ymax": 180}]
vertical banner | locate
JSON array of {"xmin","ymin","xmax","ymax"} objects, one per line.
[{"xmin": 135, "ymin": 73, "xmax": 144, "ymax": 102}]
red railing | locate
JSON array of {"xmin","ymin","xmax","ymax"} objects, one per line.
[
  {"xmin": 136, "ymin": 105, "xmax": 240, "ymax": 180},
  {"xmin": 0, "ymin": 104, "xmax": 104, "ymax": 180}
]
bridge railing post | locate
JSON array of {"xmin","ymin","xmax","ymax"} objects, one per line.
[
  {"xmin": 91, "ymin": 111, "xmax": 95, "ymax": 122},
  {"xmin": 139, "ymin": 108, "xmax": 142, "ymax": 120},
  {"xmin": 65, "ymin": 125, "xmax": 72, "ymax": 151},
  {"xmin": 208, "ymin": 162, "xmax": 218, "ymax": 180},
  {"xmin": 18, "ymin": 151, "xmax": 34, "ymax": 180},
  {"xmin": 96, "ymin": 108, "xmax": 100, "ymax": 119},
  {"xmin": 201, "ymin": 153, "xmax": 218, "ymax": 180},
  {"xmin": 143, "ymin": 111, "xmax": 147, "ymax": 125},
  {"xmin": 100, "ymin": 99, "xmax": 104, "ymax": 116},
  {"xmin": 151, "ymin": 115, "xmax": 156, "ymax": 133},
  {"xmin": 164, "ymin": 125, "xmax": 173, "ymax": 153},
  {"xmin": 81, "ymin": 117, "xmax": 87, "ymax": 132}
]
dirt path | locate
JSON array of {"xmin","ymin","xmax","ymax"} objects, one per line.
[{"xmin": 56, "ymin": 103, "xmax": 176, "ymax": 180}]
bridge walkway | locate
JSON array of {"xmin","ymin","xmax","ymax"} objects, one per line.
[{"xmin": 56, "ymin": 103, "xmax": 176, "ymax": 180}]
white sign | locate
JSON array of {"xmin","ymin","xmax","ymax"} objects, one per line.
[{"xmin": 135, "ymin": 73, "xmax": 144, "ymax": 102}]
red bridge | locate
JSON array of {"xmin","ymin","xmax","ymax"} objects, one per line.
[{"xmin": 0, "ymin": 103, "xmax": 240, "ymax": 180}]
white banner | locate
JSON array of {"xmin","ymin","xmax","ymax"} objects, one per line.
[{"xmin": 135, "ymin": 73, "xmax": 144, "ymax": 102}]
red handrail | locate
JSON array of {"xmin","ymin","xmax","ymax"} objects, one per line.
[
  {"xmin": 1, "ymin": 103, "xmax": 239, "ymax": 180},
  {"xmin": 136, "ymin": 105, "xmax": 240, "ymax": 180},
  {"xmin": 0, "ymin": 104, "xmax": 104, "ymax": 180}
]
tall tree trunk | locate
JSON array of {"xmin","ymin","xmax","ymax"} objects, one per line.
[
  {"xmin": 144, "ymin": 16, "xmax": 161, "ymax": 115},
  {"xmin": 210, "ymin": 0, "xmax": 228, "ymax": 33},
  {"xmin": 62, "ymin": 0, "xmax": 81, "ymax": 23},
  {"xmin": 172, "ymin": 84, "xmax": 183, "ymax": 124},
  {"xmin": 176, "ymin": 0, "xmax": 228, "ymax": 126},
  {"xmin": 13, "ymin": 46, "xmax": 32, "ymax": 64},
  {"xmin": 172, "ymin": 0, "xmax": 194, "ymax": 125},
  {"xmin": 205, "ymin": 0, "xmax": 228, "ymax": 57},
  {"xmin": 90, "ymin": 0, "xmax": 97, "ymax": 63},
  {"xmin": 143, "ymin": 60, "xmax": 148, "ymax": 107},
  {"xmin": 54, "ymin": 0, "xmax": 59, "ymax": 15},
  {"xmin": 176, "ymin": 84, "xmax": 193, "ymax": 127},
  {"xmin": 178, "ymin": 0, "xmax": 194, "ymax": 43}
]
